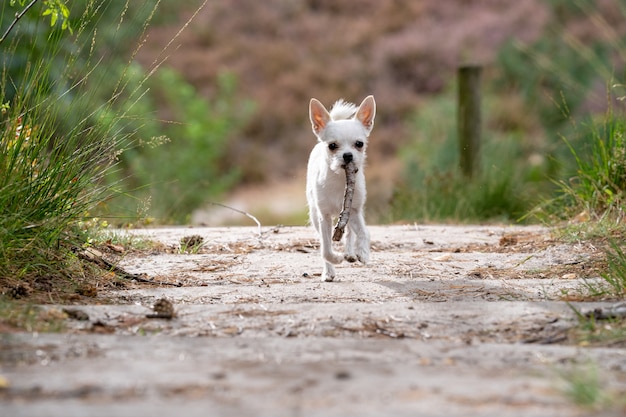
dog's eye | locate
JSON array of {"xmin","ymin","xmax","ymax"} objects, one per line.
[
  {"xmin": 328, "ymin": 143, "xmax": 338, "ymax": 151},
  {"xmin": 355, "ymin": 140, "xmax": 364, "ymax": 149}
]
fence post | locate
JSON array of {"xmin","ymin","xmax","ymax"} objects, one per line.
[{"xmin": 458, "ymin": 65, "xmax": 482, "ymax": 178}]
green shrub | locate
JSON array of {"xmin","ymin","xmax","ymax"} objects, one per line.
[
  {"xmin": 603, "ymin": 240, "xmax": 626, "ymax": 297},
  {"xmin": 390, "ymin": 89, "xmax": 548, "ymax": 223},
  {"xmin": 0, "ymin": 0, "xmax": 191, "ymax": 283},
  {"xmin": 548, "ymin": 112, "xmax": 626, "ymax": 299},
  {"xmin": 540, "ymin": 115, "xmax": 626, "ymax": 224},
  {"xmin": 103, "ymin": 68, "xmax": 254, "ymax": 224}
]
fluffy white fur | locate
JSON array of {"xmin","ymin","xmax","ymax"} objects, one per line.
[{"xmin": 306, "ymin": 95, "xmax": 376, "ymax": 282}]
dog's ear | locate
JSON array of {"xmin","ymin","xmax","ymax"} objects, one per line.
[
  {"xmin": 309, "ymin": 98, "xmax": 331, "ymax": 136},
  {"xmin": 355, "ymin": 95, "xmax": 376, "ymax": 134}
]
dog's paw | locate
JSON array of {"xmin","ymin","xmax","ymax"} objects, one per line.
[
  {"xmin": 322, "ymin": 265, "xmax": 335, "ymax": 282},
  {"xmin": 344, "ymin": 254, "xmax": 358, "ymax": 263},
  {"xmin": 356, "ymin": 247, "xmax": 370, "ymax": 264}
]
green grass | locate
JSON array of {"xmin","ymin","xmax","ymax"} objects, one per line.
[
  {"xmin": 561, "ymin": 307, "xmax": 626, "ymax": 410},
  {"xmin": 392, "ymin": 0, "xmax": 626, "ymax": 226},
  {"xmin": 75, "ymin": 217, "xmax": 163, "ymax": 252},
  {"xmin": 0, "ymin": 300, "xmax": 67, "ymax": 332},
  {"xmin": 1, "ymin": 3, "xmax": 123, "ymax": 283},
  {"xmin": 602, "ymin": 240, "xmax": 626, "ymax": 297},
  {"xmin": 0, "ymin": 0, "xmax": 198, "ymax": 296},
  {"xmin": 539, "ymin": 113, "xmax": 626, "ymax": 299},
  {"xmin": 558, "ymin": 358, "xmax": 626, "ymax": 413},
  {"xmin": 541, "ymin": 116, "xmax": 626, "ymax": 225},
  {"xmin": 0, "ymin": 52, "xmax": 122, "ymax": 282},
  {"xmin": 390, "ymin": 89, "xmax": 549, "ymax": 223},
  {"xmin": 102, "ymin": 69, "xmax": 254, "ymax": 224},
  {"xmin": 558, "ymin": 307, "xmax": 625, "ymax": 417},
  {"xmin": 560, "ymin": 362, "xmax": 608, "ymax": 410},
  {"xmin": 568, "ymin": 302, "xmax": 626, "ymax": 345}
]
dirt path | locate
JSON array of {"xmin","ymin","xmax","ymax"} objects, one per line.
[{"xmin": 1, "ymin": 225, "xmax": 625, "ymax": 416}]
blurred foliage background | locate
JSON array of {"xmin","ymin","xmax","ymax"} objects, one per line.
[{"xmin": 2, "ymin": 0, "xmax": 626, "ymax": 226}]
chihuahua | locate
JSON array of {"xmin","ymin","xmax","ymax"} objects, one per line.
[{"xmin": 306, "ymin": 95, "xmax": 376, "ymax": 281}]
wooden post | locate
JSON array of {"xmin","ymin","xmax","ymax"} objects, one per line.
[{"xmin": 458, "ymin": 65, "xmax": 482, "ymax": 178}]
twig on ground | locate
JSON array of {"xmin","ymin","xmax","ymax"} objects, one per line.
[
  {"xmin": 206, "ymin": 202, "xmax": 262, "ymax": 238},
  {"xmin": 333, "ymin": 161, "xmax": 357, "ymax": 241},
  {"xmin": 78, "ymin": 247, "xmax": 182, "ymax": 287}
]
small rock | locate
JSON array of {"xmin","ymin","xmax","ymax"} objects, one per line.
[
  {"xmin": 147, "ymin": 298, "xmax": 175, "ymax": 319},
  {"xmin": 7, "ymin": 283, "xmax": 30, "ymax": 299},
  {"xmin": 335, "ymin": 370, "xmax": 351, "ymax": 380}
]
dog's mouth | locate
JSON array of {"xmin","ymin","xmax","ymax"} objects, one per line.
[{"xmin": 340, "ymin": 164, "xmax": 359, "ymax": 173}]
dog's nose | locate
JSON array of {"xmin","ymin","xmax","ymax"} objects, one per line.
[{"xmin": 343, "ymin": 152, "xmax": 353, "ymax": 163}]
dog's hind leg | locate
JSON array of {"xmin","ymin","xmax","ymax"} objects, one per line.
[
  {"xmin": 349, "ymin": 210, "xmax": 370, "ymax": 264},
  {"xmin": 344, "ymin": 226, "xmax": 358, "ymax": 263}
]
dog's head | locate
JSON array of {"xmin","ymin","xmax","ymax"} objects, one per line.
[{"xmin": 309, "ymin": 95, "xmax": 376, "ymax": 173}]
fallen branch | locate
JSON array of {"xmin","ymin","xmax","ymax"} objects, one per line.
[
  {"xmin": 333, "ymin": 161, "xmax": 358, "ymax": 241},
  {"xmin": 78, "ymin": 247, "xmax": 182, "ymax": 287}
]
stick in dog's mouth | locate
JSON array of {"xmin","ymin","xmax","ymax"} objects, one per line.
[
  {"xmin": 332, "ymin": 160, "xmax": 358, "ymax": 241},
  {"xmin": 340, "ymin": 164, "xmax": 359, "ymax": 172}
]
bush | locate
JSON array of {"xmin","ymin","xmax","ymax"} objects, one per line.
[
  {"xmin": 103, "ymin": 68, "xmax": 254, "ymax": 224},
  {"xmin": 539, "ymin": 114, "xmax": 626, "ymax": 224},
  {"xmin": 390, "ymin": 88, "xmax": 548, "ymax": 223},
  {"xmin": 0, "ymin": 1, "xmax": 197, "ymax": 286}
]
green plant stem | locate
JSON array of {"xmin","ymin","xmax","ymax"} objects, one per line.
[{"xmin": 0, "ymin": 0, "xmax": 39, "ymax": 44}]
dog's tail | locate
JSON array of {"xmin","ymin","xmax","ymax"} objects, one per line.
[{"xmin": 329, "ymin": 99, "xmax": 357, "ymax": 121}]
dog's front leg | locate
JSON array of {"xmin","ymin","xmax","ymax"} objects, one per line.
[
  {"xmin": 319, "ymin": 213, "xmax": 343, "ymax": 281},
  {"xmin": 322, "ymin": 259, "xmax": 336, "ymax": 282}
]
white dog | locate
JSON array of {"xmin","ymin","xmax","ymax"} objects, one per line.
[{"xmin": 306, "ymin": 95, "xmax": 376, "ymax": 282}]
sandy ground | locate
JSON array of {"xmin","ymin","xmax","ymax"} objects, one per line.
[{"xmin": 1, "ymin": 225, "xmax": 626, "ymax": 416}]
